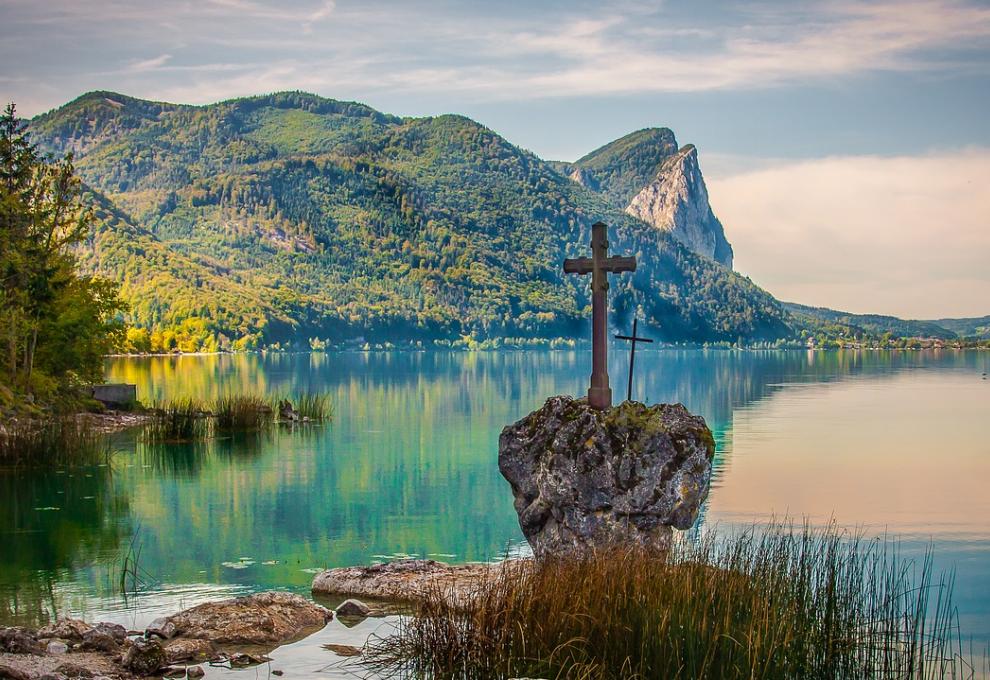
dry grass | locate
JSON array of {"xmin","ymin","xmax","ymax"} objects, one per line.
[{"xmin": 367, "ymin": 523, "xmax": 977, "ymax": 680}]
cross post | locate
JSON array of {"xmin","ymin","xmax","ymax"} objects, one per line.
[
  {"xmin": 563, "ymin": 221, "xmax": 636, "ymax": 410},
  {"xmin": 615, "ymin": 317, "xmax": 653, "ymax": 402}
]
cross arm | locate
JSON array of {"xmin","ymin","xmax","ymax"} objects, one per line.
[
  {"xmin": 603, "ymin": 256, "xmax": 636, "ymax": 273},
  {"xmin": 563, "ymin": 257, "xmax": 594, "ymax": 274},
  {"xmin": 615, "ymin": 335, "xmax": 653, "ymax": 343}
]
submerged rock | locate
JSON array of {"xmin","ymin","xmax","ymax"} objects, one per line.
[
  {"xmin": 499, "ymin": 396, "xmax": 714, "ymax": 558},
  {"xmin": 334, "ymin": 598, "xmax": 374, "ymax": 618},
  {"xmin": 162, "ymin": 638, "xmax": 217, "ymax": 664},
  {"xmin": 164, "ymin": 591, "xmax": 331, "ymax": 645}
]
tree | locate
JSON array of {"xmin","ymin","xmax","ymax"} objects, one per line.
[{"xmin": 0, "ymin": 103, "xmax": 126, "ymax": 403}]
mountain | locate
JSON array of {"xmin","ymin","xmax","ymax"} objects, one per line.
[
  {"xmin": 558, "ymin": 129, "xmax": 733, "ymax": 268},
  {"xmin": 27, "ymin": 91, "xmax": 791, "ymax": 350},
  {"xmin": 782, "ymin": 302, "xmax": 986, "ymax": 340},
  {"xmin": 925, "ymin": 316, "xmax": 990, "ymax": 339}
]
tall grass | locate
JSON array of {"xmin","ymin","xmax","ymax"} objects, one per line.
[
  {"xmin": 292, "ymin": 392, "xmax": 333, "ymax": 421},
  {"xmin": 143, "ymin": 398, "xmax": 209, "ymax": 443},
  {"xmin": 367, "ymin": 523, "xmax": 976, "ymax": 680},
  {"xmin": 0, "ymin": 417, "xmax": 111, "ymax": 467},
  {"xmin": 212, "ymin": 395, "xmax": 274, "ymax": 431}
]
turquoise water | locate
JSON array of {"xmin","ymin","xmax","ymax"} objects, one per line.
[{"xmin": 1, "ymin": 349, "xmax": 988, "ymax": 667}]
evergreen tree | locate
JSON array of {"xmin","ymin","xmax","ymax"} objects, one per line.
[{"xmin": 0, "ymin": 103, "xmax": 126, "ymax": 404}]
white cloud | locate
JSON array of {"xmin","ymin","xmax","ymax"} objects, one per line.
[
  {"xmin": 128, "ymin": 54, "xmax": 172, "ymax": 73},
  {"xmin": 4, "ymin": 0, "xmax": 990, "ymax": 114},
  {"xmin": 707, "ymin": 149, "xmax": 990, "ymax": 318}
]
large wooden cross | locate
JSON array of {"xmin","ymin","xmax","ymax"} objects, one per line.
[{"xmin": 564, "ymin": 221, "xmax": 636, "ymax": 410}]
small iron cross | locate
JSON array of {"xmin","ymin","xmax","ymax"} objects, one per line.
[
  {"xmin": 564, "ymin": 221, "xmax": 636, "ymax": 410},
  {"xmin": 615, "ymin": 317, "xmax": 653, "ymax": 402}
]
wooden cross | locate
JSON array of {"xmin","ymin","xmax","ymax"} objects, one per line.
[
  {"xmin": 615, "ymin": 317, "xmax": 653, "ymax": 402},
  {"xmin": 564, "ymin": 221, "xmax": 636, "ymax": 410}
]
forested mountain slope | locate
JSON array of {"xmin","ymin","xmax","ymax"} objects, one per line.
[{"xmin": 29, "ymin": 91, "xmax": 791, "ymax": 350}]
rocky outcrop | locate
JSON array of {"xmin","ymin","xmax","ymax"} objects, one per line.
[
  {"xmin": 161, "ymin": 592, "xmax": 331, "ymax": 646},
  {"xmin": 312, "ymin": 559, "xmax": 505, "ymax": 605},
  {"xmin": 499, "ymin": 396, "xmax": 714, "ymax": 559},
  {"xmin": 625, "ymin": 144, "xmax": 733, "ymax": 268}
]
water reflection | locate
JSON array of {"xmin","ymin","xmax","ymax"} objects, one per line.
[{"xmin": 0, "ymin": 349, "xmax": 985, "ymax": 653}]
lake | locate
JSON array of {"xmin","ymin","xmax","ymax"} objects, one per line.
[{"xmin": 1, "ymin": 349, "xmax": 988, "ymax": 672}]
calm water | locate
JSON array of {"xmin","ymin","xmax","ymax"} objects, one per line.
[{"xmin": 1, "ymin": 350, "xmax": 988, "ymax": 671}]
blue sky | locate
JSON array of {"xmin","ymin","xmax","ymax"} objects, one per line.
[{"xmin": 2, "ymin": 0, "xmax": 988, "ymax": 317}]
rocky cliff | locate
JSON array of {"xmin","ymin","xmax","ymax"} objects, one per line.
[{"xmin": 625, "ymin": 144, "xmax": 734, "ymax": 268}]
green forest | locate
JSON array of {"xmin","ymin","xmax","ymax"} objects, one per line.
[
  {"xmin": 24, "ymin": 91, "xmax": 794, "ymax": 352},
  {"xmin": 0, "ymin": 104, "xmax": 125, "ymax": 408},
  {"xmin": 12, "ymin": 91, "xmax": 984, "ymax": 355}
]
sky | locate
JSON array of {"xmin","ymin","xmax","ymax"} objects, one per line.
[{"xmin": 1, "ymin": 0, "xmax": 988, "ymax": 318}]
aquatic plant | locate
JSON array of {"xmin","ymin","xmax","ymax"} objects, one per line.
[
  {"xmin": 143, "ymin": 398, "xmax": 210, "ymax": 442},
  {"xmin": 0, "ymin": 417, "xmax": 111, "ymax": 467},
  {"xmin": 367, "ymin": 523, "xmax": 976, "ymax": 680},
  {"xmin": 292, "ymin": 392, "xmax": 333, "ymax": 421},
  {"xmin": 212, "ymin": 394, "xmax": 274, "ymax": 431}
]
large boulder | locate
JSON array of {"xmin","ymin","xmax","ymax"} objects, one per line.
[{"xmin": 499, "ymin": 396, "xmax": 714, "ymax": 558}]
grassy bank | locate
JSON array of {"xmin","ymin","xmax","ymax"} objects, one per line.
[{"xmin": 369, "ymin": 524, "xmax": 977, "ymax": 679}]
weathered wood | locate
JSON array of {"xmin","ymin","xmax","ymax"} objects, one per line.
[{"xmin": 563, "ymin": 221, "xmax": 636, "ymax": 410}]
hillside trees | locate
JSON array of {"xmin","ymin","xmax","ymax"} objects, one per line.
[{"xmin": 0, "ymin": 104, "xmax": 125, "ymax": 403}]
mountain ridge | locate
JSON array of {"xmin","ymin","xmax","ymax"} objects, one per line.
[{"xmin": 27, "ymin": 91, "xmax": 791, "ymax": 351}]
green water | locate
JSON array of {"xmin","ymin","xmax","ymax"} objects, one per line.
[{"xmin": 1, "ymin": 349, "xmax": 988, "ymax": 660}]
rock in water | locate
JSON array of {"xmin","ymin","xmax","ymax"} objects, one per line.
[
  {"xmin": 498, "ymin": 396, "xmax": 714, "ymax": 558},
  {"xmin": 164, "ymin": 591, "xmax": 331, "ymax": 645}
]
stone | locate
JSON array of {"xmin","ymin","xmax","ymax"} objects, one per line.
[
  {"xmin": 37, "ymin": 619, "xmax": 92, "ymax": 642},
  {"xmin": 122, "ymin": 637, "xmax": 166, "ymax": 676},
  {"xmin": 186, "ymin": 667, "xmax": 205, "ymax": 679},
  {"xmin": 0, "ymin": 664, "xmax": 31, "ymax": 680},
  {"xmin": 278, "ymin": 400, "xmax": 300, "ymax": 422},
  {"xmin": 80, "ymin": 628, "xmax": 118, "ymax": 653},
  {"xmin": 334, "ymin": 598, "xmax": 372, "ymax": 618},
  {"xmin": 46, "ymin": 640, "xmax": 69, "ymax": 655},
  {"xmin": 312, "ymin": 559, "xmax": 503, "ymax": 605},
  {"xmin": 323, "ymin": 643, "xmax": 362, "ymax": 657},
  {"xmin": 0, "ymin": 627, "xmax": 45, "ymax": 654},
  {"xmin": 160, "ymin": 667, "xmax": 186, "ymax": 678},
  {"xmin": 498, "ymin": 396, "xmax": 714, "ymax": 559},
  {"xmin": 164, "ymin": 591, "xmax": 331, "ymax": 645},
  {"xmin": 92, "ymin": 622, "xmax": 127, "ymax": 644},
  {"xmin": 625, "ymin": 144, "xmax": 733, "ymax": 268},
  {"xmin": 52, "ymin": 663, "xmax": 93, "ymax": 678},
  {"xmin": 144, "ymin": 617, "xmax": 176, "ymax": 640},
  {"xmin": 228, "ymin": 652, "xmax": 271, "ymax": 667},
  {"xmin": 162, "ymin": 638, "xmax": 217, "ymax": 664}
]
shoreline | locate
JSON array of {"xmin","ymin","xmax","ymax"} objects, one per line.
[{"xmin": 105, "ymin": 344, "xmax": 990, "ymax": 358}]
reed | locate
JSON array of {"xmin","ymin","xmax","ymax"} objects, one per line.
[
  {"xmin": 212, "ymin": 394, "xmax": 274, "ymax": 431},
  {"xmin": 367, "ymin": 523, "xmax": 975, "ymax": 680},
  {"xmin": 292, "ymin": 391, "xmax": 333, "ymax": 421},
  {"xmin": 143, "ymin": 398, "xmax": 210, "ymax": 442},
  {"xmin": 0, "ymin": 417, "xmax": 110, "ymax": 467}
]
